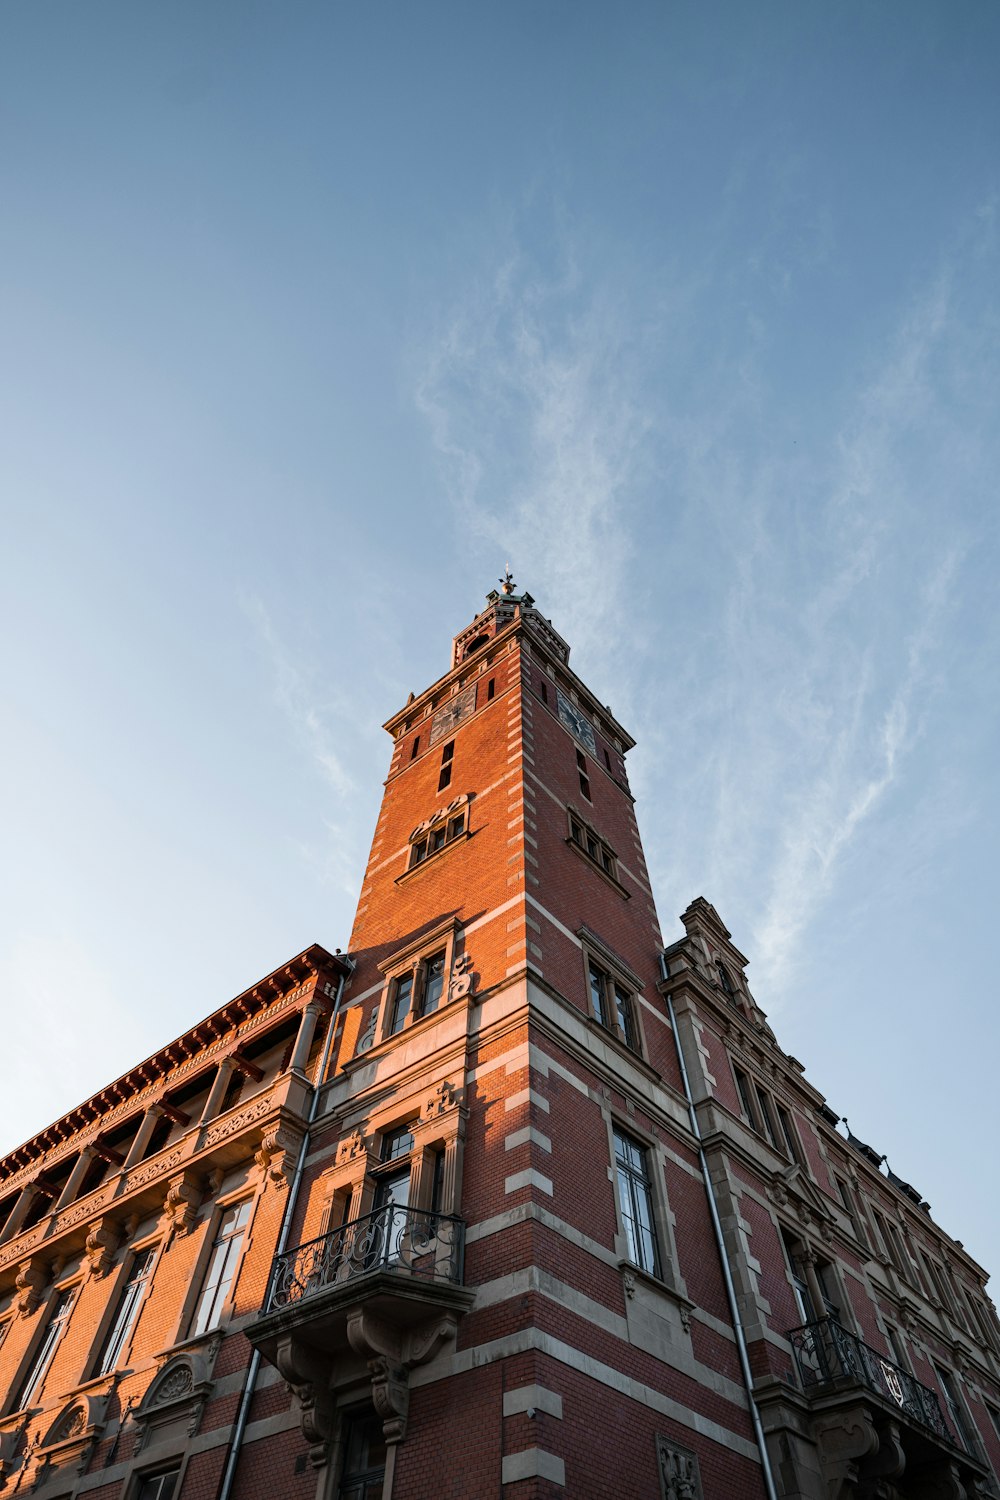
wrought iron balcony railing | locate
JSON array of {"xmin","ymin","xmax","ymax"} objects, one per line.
[
  {"xmin": 789, "ymin": 1318, "xmax": 958, "ymax": 1448},
  {"xmin": 269, "ymin": 1204, "xmax": 465, "ymax": 1309}
]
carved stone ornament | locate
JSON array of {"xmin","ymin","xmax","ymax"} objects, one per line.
[
  {"xmin": 335, "ymin": 1129, "xmax": 369, "ymax": 1166},
  {"xmin": 15, "ymin": 1257, "xmax": 47, "ymax": 1317},
  {"xmin": 32, "ymin": 1392, "xmax": 109, "ymax": 1483},
  {"xmin": 47, "ymin": 1406, "xmax": 86, "ymax": 1445},
  {"xmin": 162, "ymin": 1171, "xmax": 200, "ymax": 1238},
  {"xmin": 85, "ymin": 1217, "xmax": 121, "ymax": 1278},
  {"xmin": 255, "ymin": 1124, "xmax": 302, "ymax": 1191},
  {"xmin": 448, "ymin": 952, "xmax": 476, "ymax": 1003},
  {"xmin": 656, "ymin": 1436, "xmax": 703, "ymax": 1500},
  {"xmin": 342, "ymin": 1306, "xmax": 460, "ymax": 1447},
  {"xmin": 354, "ymin": 1011, "xmax": 378, "ymax": 1056},
  {"xmin": 134, "ymin": 1348, "xmax": 217, "ymax": 1454},
  {"xmin": 273, "ymin": 1336, "xmax": 336, "ymax": 1468},
  {"xmin": 421, "ymin": 1081, "xmax": 462, "ymax": 1120}
]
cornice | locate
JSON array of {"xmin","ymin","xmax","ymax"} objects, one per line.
[
  {"xmin": 0, "ymin": 947, "xmax": 348, "ymax": 1189},
  {"xmin": 0, "ymin": 1073, "xmax": 311, "ymax": 1284},
  {"xmin": 383, "ymin": 613, "xmax": 635, "ymax": 751}
]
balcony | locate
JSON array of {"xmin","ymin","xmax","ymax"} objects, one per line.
[
  {"xmin": 270, "ymin": 1203, "xmax": 465, "ymax": 1305},
  {"xmin": 246, "ymin": 1204, "xmax": 474, "ymax": 1455},
  {"xmin": 788, "ymin": 1319, "xmax": 994, "ymax": 1495}
]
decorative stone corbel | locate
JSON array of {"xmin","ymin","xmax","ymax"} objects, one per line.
[
  {"xmin": 345, "ymin": 1306, "xmax": 459, "ymax": 1445},
  {"xmin": 162, "ymin": 1171, "xmax": 201, "ymax": 1238},
  {"xmin": 14, "ymin": 1258, "xmax": 46, "ymax": 1317},
  {"xmin": 273, "ymin": 1336, "xmax": 334, "ymax": 1468},
  {"xmin": 368, "ymin": 1355, "xmax": 409, "ymax": 1445},
  {"xmin": 85, "ymin": 1217, "xmax": 121, "ymax": 1278},
  {"xmin": 255, "ymin": 1123, "xmax": 302, "ymax": 1190},
  {"xmin": 812, "ymin": 1407, "xmax": 880, "ymax": 1500}
]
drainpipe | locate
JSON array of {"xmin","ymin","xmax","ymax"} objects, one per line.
[
  {"xmin": 660, "ymin": 954, "xmax": 780, "ymax": 1500},
  {"xmin": 215, "ymin": 958, "xmax": 354, "ymax": 1500}
]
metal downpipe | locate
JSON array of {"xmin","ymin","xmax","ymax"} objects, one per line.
[
  {"xmin": 660, "ymin": 957, "xmax": 780, "ymax": 1500},
  {"xmin": 215, "ymin": 959, "xmax": 353, "ymax": 1500}
]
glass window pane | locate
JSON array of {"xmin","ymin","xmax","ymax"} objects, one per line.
[
  {"xmin": 421, "ymin": 953, "xmax": 446, "ymax": 1016},
  {"xmin": 588, "ymin": 962, "xmax": 606, "ymax": 1024},
  {"xmin": 614, "ymin": 986, "xmax": 635, "ymax": 1049},
  {"xmin": 389, "ymin": 975, "xmax": 412, "ymax": 1034}
]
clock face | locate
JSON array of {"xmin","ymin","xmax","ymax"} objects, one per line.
[
  {"xmin": 429, "ymin": 684, "xmax": 476, "ymax": 746},
  {"xmin": 556, "ymin": 689, "xmax": 597, "ymax": 755}
]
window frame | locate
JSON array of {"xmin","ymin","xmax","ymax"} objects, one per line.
[
  {"xmin": 612, "ymin": 1126, "xmax": 662, "ymax": 1280},
  {"xmin": 566, "ymin": 810, "xmax": 626, "ymax": 892},
  {"xmin": 10, "ymin": 1284, "xmax": 77, "ymax": 1413},
  {"xmin": 187, "ymin": 1198, "xmax": 253, "ymax": 1340},
  {"xmin": 134, "ymin": 1469, "xmax": 182, "ymax": 1500},
  {"xmin": 583, "ymin": 946, "xmax": 642, "ymax": 1056},
  {"xmin": 95, "ymin": 1244, "xmax": 158, "ymax": 1376},
  {"xmin": 375, "ymin": 921, "xmax": 462, "ymax": 1047},
  {"xmin": 404, "ymin": 794, "xmax": 471, "ymax": 874}
]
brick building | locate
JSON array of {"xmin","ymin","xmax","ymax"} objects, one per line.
[{"xmin": 1, "ymin": 578, "xmax": 999, "ymax": 1500}]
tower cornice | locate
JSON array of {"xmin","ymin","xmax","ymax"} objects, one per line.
[{"xmin": 384, "ymin": 607, "xmax": 635, "ymax": 751}]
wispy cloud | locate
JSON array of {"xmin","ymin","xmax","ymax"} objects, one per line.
[
  {"xmin": 244, "ymin": 595, "xmax": 359, "ymax": 894},
  {"xmin": 414, "ymin": 213, "xmax": 994, "ymax": 1013},
  {"xmin": 415, "ymin": 246, "xmax": 652, "ymax": 672}
]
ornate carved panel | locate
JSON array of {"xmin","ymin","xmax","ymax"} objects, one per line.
[{"xmin": 655, "ymin": 1436, "xmax": 703, "ymax": 1500}]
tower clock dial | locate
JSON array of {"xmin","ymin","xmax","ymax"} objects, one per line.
[
  {"xmin": 556, "ymin": 688, "xmax": 597, "ymax": 755},
  {"xmin": 429, "ymin": 684, "xmax": 476, "ymax": 745}
]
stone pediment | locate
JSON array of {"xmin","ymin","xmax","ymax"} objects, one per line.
[
  {"xmin": 31, "ymin": 1391, "xmax": 110, "ymax": 1490},
  {"xmin": 768, "ymin": 1164, "xmax": 835, "ymax": 1237},
  {"xmin": 134, "ymin": 1337, "xmax": 221, "ymax": 1454}
]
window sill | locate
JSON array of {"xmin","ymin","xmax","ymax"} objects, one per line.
[
  {"xmin": 342, "ymin": 997, "xmax": 467, "ymax": 1073},
  {"xmin": 618, "ymin": 1258, "xmax": 691, "ymax": 1313},
  {"xmin": 394, "ymin": 829, "xmax": 475, "ymax": 885},
  {"xmin": 565, "ymin": 838, "xmax": 630, "ymax": 899},
  {"xmin": 584, "ymin": 1018, "xmax": 661, "ymax": 1083}
]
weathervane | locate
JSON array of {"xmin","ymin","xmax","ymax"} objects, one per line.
[{"xmin": 499, "ymin": 565, "xmax": 516, "ymax": 596}]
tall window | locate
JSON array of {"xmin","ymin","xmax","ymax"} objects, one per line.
[
  {"xmin": 13, "ymin": 1288, "xmax": 75, "ymax": 1410},
  {"xmin": 338, "ymin": 1409, "xmax": 386, "ymax": 1500},
  {"xmin": 775, "ymin": 1103, "xmax": 801, "ymax": 1164},
  {"xmin": 588, "ymin": 961, "xmax": 637, "ymax": 1051},
  {"xmin": 732, "ymin": 1064, "xmax": 757, "ymax": 1128},
  {"xmin": 189, "ymin": 1201, "xmax": 251, "ymax": 1337},
  {"xmin": 388, "ymin": 972, "xmax": 414, "ymax": 1035},
  {"xmin": 97, "ymin": 1248, "xmax": 156, "ymax": 1374},
  {"xmin": 613, "ymin": 1129, "xmax": 660, "ymax": 1277},
  {"xmin": 935, "ymin": 1365, "xmax": 974, "ymax": 1452},
  {"xmin": 834, "ymin": 1174, "xmax": 868, "ymax": 1247}
]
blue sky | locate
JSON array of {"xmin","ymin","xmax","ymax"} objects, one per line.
[{"xmin": 2, "ymin": 2, "xmax": 998, "ymax": 1269}]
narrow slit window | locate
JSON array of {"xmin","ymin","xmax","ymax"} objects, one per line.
[
  {"xmin": 410, "ymin": 735, "xmax": 420, "ymax": 760},
  {"xmin": 486, "ymin": 678, "xmax": 495, "ymax": 700}
]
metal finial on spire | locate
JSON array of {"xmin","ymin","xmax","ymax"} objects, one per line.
[{"xmin": 499, "ymin": 565, "xmax": 516, "ymax": 596}]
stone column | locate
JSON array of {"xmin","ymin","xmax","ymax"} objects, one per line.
[
  {"xmin": 289, "ymin": 1000, "xmax": 325, "ymax": 1076},
  {"xmin": 0, "ymin": 1184, "xmax": 42, "ymax": 1245},
  {"xmin": 122, "ymin": 1107, "xmax": 162, "ymax": 1169},
  {"xmin": 200, "ymin": 1060, "xmax": 236, "ymax": 1123},
  {"xmin": 52, "ymin": 1148, "xmax": 98, "ymax": 1212}
]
